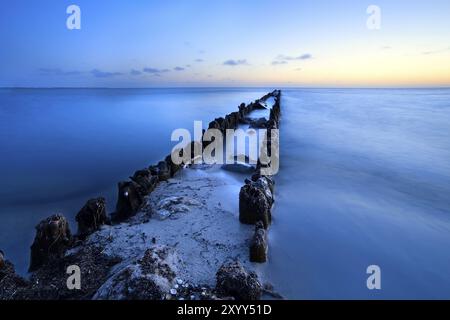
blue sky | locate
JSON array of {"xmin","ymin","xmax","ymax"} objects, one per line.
[{"xmin": 1, "ymin": 0, "xmax": 449, "ymax": 87}]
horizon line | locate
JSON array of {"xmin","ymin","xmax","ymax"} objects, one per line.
[{"xmin": 2, "ymin": 85, "xmax": 450, "ymax": 90}]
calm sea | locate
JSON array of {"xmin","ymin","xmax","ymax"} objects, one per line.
[{"xmin": 1, "ymin": 87, "xmax": 450, "ymax": 298}]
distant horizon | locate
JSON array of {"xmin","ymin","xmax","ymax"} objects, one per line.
[{"xmin": 2, "ymin": 85, "xmax": 450, "ymax": 90}]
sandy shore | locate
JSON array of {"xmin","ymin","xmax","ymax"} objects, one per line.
[{"xmin": 86, "ymin": 165, "xmax": 256, "ymax": 287}]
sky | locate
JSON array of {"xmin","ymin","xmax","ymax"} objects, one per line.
[{"xmin": 0, "ymin": 0, "xmax": 449, "ymax": 87}]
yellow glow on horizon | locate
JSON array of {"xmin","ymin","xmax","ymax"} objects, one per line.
[{"xmin": 208, "ymin": 50, "xmax": 450, "ymax": 87}]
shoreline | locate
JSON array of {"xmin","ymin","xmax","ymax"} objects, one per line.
[{"xmin": 0, "ymin": 90, "xmax": 281, "ymax": 300}]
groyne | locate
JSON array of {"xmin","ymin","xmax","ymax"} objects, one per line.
[{"xmin": 0, "ymin": 90, "xmax": 282, "ymax": 300}]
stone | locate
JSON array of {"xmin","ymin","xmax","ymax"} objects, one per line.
[
  {"xmin": 249, "ymin": 221, "xmax": 268, "ymax": 263},
  {"xmin": 0, "ymin": 250, "xmax": 4, "ymax": 269},
  {"xmin": 114, "ymin": 180, "xmax": 143, "ymax": 222},
  {"xmin": 251, "ymin": 176, "xmax": 274, "ymax": 205},
  {"xmin": 0, "ymin": 254, "xmax": 29, "ymax": 300},
  {"xmin": 215, "ymin": 261, "xmax": 262, "ymax": 300},
  {"xmin": 131, "ymin": 169, "xmax": 159, "ymax": 195},
  {"xmin": 239, "ymin": 181, "xmax": 271, "ymax": 228},
  {"xmin": 154, "ymin": 196, "xmax": 201, "ymax": 220},
  {"xmin": 225, "ymin": 111, "xmax": 240, "ymax": 129},
  {"xmin": 251, "ymin": 101, "xmax": 267, "ymax": 110},
  {"xmin": 266, "ymin": 118, "xmax": 278, "ymax": 130},
  {"xmin": 20, "ymin": 245, "xmax": 121, "ymax": 300},
  {"xmin": 165, "ymin": 153, "xmax": 182, "ymax": 177},
  {"xmin": 75, "ymin": 197, "xmax": 109, "ymax": 239},
  {"xmin": 249, "ymin": 117, "xmax": 268, "ymax": 129},
  {"xmin": 149, "ymin": 161, "xmax": 171, "ymax": 181},
  {"xmin": 94, "ymin": 245, "xmax": 177, "ymax": 300},
  {"xmin": 238, "ymin": 103, "xmax": 249, "ymax": 119},
  {"xmin": 208, "ymin": 117, "xmax": 228, "ymax": 132},
  {"xmin": 29, "ymin": 214, "xmax": 72, "ymax": 272}
]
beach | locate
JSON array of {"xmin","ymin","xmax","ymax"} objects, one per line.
[{"xmin": 1, "ymin": 88, "xmax": 450, "ymax": 299}]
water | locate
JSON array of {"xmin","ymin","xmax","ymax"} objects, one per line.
[
  {"xmin": 1, "ymin": 87, "xmax": 450, "ymax": 299},
  {"xmin": 262, "ymin": 88, "xmax": 450, "ymax": 299}
]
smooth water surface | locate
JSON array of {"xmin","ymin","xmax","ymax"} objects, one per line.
[
  {"xmin": 1, "ymin": 87, "xmax": 450, "ymax": 299},
  {"xmin": 262, "ymin": 88, "xmax": 450, "ymax": 299}
]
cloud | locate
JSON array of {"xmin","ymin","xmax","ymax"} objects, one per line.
[
  {"xmin": 91, "ymin": 69, "xmax": 122, "ymax": 78},
  {"xmin": 298, "ymin": 54, "xmax": 312, "ymax": 60},
  {"xmin": 195, "ymin": 59, "xmax": 204, "ymax": 62},
  {"xmin": 381, "ymin": 46, "xmax": 392, "ymax": 50},
  {"xmin": 38, "ymin": 68, "xmax": 82, "ymax": 76},
  {"xmin": 130, "ymin": 69, "xmax": 142, "ymax": 76},
  {"xmin": 223, "ymin": 59, "xmax": 249, "ymax": 66},
  {"xmin": 174, "ymin": 66, "xmax": 185, "ymax": 71},
  {"xmin": 422, "ymin": 47, "xmax": 450, "ymax": 55},
  {"xmin": 272, "ymin": 53, "xmax": 313, "ymax": 65},
  {"xmin": 271, "ymin": 61, "xmax": 287, "ymax": 66},
  {"xmin": 294, "ymin": 67, "xmax": 302, "ymax": 71},
  {"xmin": 143, "ymin": 67, "xmax": 171, "ymax": 76},
  {"xmin": 276, "ymin": 53, "xmax": 313, "ymax": 62}
]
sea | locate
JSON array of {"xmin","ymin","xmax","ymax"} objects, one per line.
[{"xmin": 1, "ymin": 87, "xmax": 449, "ymax": 299}]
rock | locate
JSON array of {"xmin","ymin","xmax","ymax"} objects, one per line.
[
  {"xmin": 149, "ymin": 161, "xmax": 171, "ymax": 181},
  {"xmin": 0, "ymin": 254, "xmax": 29, "ymax": 300},
  {"xmin": 216, "ymin": 117, "xmax": 227, "ymax": 131},
  {"xmin": 165, "ymin": 153, "xmax": 182, "ymax": 177},
  {"xmin": 270, "ymin": 108, "xmax": 279, "ymax": 124},
  {"xmin": 239, "ymin": 181, "xmax": 271, "ymax": 228},
  {"xmin": 75, "ymin": 197, "xmax": 109, "ymax": 239},
  {"xmin": 208, "ymin": 119, "xmax": 221, "ymax": 131},
  {"xmin": 238, "ymin": 103, "xmax": 248, "ymax": 119},
  {"xmin": 131, "ymin": 169, "xmax": 159, "ymax": 195},
  {"xmin": 251, "ymin": 176, "xmax": 274, "ymax": 205},
  {"xmin": 249, "ymin": 117, "xmax": 268, "ymax": 129},
  {"xmin": 94, "ymin": 245, "xmax": 177, "ymax": 300},
  {"xmin": 154, "ymin": 196, "xmax": 201, "ymax": 220},
  {"xmin": 225, "ymin": 111, "xmax": 240, "ymax": 129},
  {"xmin": 21, "ymin": 245, "xmax": 121, "ymax": 300},
  {"xmin": 270, "ymin": 96, "xmax": 281, "ymax": 125},
  {"xmin": 251, "ymin": 170, "xmax": 262, "ymax": 182},
  {"xmin": 251, "ymin": 101, "xmax": 267, "ymax": 110},
  {"xmin": 0, "ymin": 250, "xmax": 4, "ymax": 269},
  {"xmin": 29, "ymin": 214, "xmax": 72, "ymax": 272},
  {"xmin": 266, "ymin": 118, "xmax": 278, "ymax": 130},
  {"xmin": 249, "ymin": 221, "xmax": 268, "ymax": 263},
  {"xmin": 208, "ymin": 117, "xmax": 228, "ymax": 132},
  {"xmin": 94, "ymin": 265, "xmax": 165, "ymax": 300},
  {"xmin": 215, "ymin": 261, "xmax": 262, "ymax": 300},
  {"xmin": 114, "ymin": 180, "xmax": 143, "ymax": 222}
]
